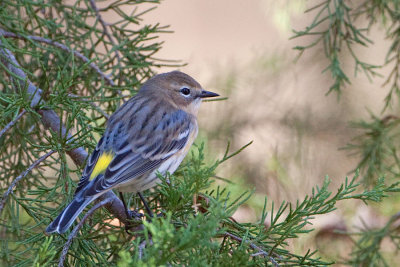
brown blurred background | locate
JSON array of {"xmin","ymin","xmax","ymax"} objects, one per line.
[
  {"xmin": 140, "ymin": 2, "xmax": 384, "ymax": 199},
  {"xmin": 139, "ymin": 0, "xmax": 396, "ymax": 261}
]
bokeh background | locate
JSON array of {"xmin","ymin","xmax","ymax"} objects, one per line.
[
  {"xmin": 2, "ymin": 1, "xmax": 398, "ymax": 265},
  {"xmin": 137, "ymin": 0, "xmax": 398, "ymax": 262},
  {"xmin": 140, "ymin": 2, "xmax": 381, "ymax": 206}
]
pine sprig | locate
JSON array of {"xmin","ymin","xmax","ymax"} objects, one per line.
[{"xmin": 292, "ymin": 0, "xmax": 383, "ymax": 97}]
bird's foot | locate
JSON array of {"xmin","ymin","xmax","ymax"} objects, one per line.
[{"xmin": 124, "ymin": 210, "xmax": 144, "ymax": 234}]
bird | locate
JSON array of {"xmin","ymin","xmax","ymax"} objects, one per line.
[{"xmin": 46, "ymin": 71, "xmax": 219, "ymax": 234}]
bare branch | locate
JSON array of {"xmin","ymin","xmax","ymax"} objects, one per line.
[
  {"xmin": 0, "ymin": 149, "xmax": 56, "ymax": 216},
  {"xmin": 0, "ymin": 28, "xmax": 115, "ymax": 87},
  {"xmin": 0, "ymin": 109, "xmax": 26, "ymax": 139},
  {"xmin": 58, "ymin": 198, "xmax": 112, "ymax": 267}
]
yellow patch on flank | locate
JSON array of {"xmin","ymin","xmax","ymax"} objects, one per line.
[{"xmin": 90, "ymin": 152, "xmax": 114, "ymax": 180}]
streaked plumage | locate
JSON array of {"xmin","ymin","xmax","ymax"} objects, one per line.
[{"xmin": 46, "ymin": 71, "xmax": 219, "ymax": 234}]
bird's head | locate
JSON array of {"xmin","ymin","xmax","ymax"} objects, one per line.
[{"xmin": 139, "ymin": 71, "xmax": 219, "ymax": 115}]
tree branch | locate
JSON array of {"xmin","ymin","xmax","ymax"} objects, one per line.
[
  {"xmin": 0, "ymin": 40, "xmax": 43, "ymax": 107},
  {"xmin": 0, "ymin": 39, "xmax": 129, "ymax": 230},
  {"xmin": 0, "ymin": 28, "xmax": 115, "ymax": 87},
  {"xmin": 89, "ymin": 0, "xmax": 122, "ymax": 67},
  {"xmin": 0, "ymin": 149, "xmax": 56, "ymax": 216},
  {"xmin": 58, "ymin": 198, "xmax": 113, "ymax": 267},
  {"xmin": 68, "ymin": 93, "xmax": 110, "ymax": 120},
  {"xmin": 88, "ymin": 0, "xmax": 125, "ymax": 100},
  {"xmin": 0, "ymin": 109, "xmax": 26, "ymax": 139},
  {"xmin": 222, "ymin": 232, "xmax": 280, "ymax": 267}
]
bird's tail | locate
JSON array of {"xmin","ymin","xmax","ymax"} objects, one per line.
[{"xmin": 46, "ymin": 195, "xmax": 96, "ymax": 234}]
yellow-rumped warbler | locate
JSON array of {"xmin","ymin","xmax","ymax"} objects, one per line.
[{"xmin": 46, "ymin": 71, "xmax": 219, "ymax": 234}]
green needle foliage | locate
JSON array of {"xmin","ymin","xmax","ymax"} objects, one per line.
[
  {"xmin": 344, "ymin": 113, "xmax": 400, "ymax": 186},
  {"xmin": 294, "ymin": 1, "xmax": 400, "ymax": 266},
  {"xmin": 292, "ymin": 0, "xmax": 400, "ymax": 101},
  {"xmin": 1, "ymin": 0, "xmax": 400, "ymax": 266}
]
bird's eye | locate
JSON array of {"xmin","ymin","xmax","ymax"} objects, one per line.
[{"xmin": 180, "ymin": 87, "xmax": 191, "ymax": 96}]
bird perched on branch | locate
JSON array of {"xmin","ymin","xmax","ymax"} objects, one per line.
[{"xmin": 46, "ymin": 71, "xmax": 219, "ymax": 234}]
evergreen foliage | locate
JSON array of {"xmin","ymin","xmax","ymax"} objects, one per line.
[
  {"xmin": 292, "ymin": 0, "xmax": 400, "ymax": 265},
  {"xmin": 0, "ymin": 0, "xmax": 400, "ymax": 266}
]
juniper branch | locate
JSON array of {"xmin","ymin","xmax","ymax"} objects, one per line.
[
  {"xmin": 222, "ymin": 231, "xmax": 280, "ymax": 267},
  {"xmin": 89, "ymin": 0, "xmax": 122, "ymax": 66},
  {"xmin": 67, "ymin": 93, "xmax": 110, "ymax": 119},
  {"xmin": 0, "ymin": 39, "xmax": 130, "ymax": 228},
  {"xmin": 0, "ymin": 40, "xmax": 43, "ymax": 107},
  {"xmin": 0, "ymin": 28, "xmax": 115, "ymax": 86},
  {"xmin": 0, "ymin": 149, "xmax": 56, "ymax": 216},
  {"xmin": 58, "ymin": 198, "xmax": 113, "ymax": 267},
  {"xmin": 0, "ymin": 109, "xmax": 26, "ymax": 139}
]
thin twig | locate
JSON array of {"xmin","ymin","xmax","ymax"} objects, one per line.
[
  {"xmin": 89, "ymin": 0, "xmax": 122, "ymax": 66},
  {"xmin": 37, "ymin": 110, "xmax": 129, "ymax": 224},
  {"xmin": 89, "ymin": 3, "xmax": 119, "ymax": 60},
  {"xmin": 0, "ymin": 150, "xmax": 56, "ymax": 216},
  {"xmin": 38, "ymin": 109, "xmax": 88, "ymax": 166},
  {"xmin": 138, "ymin": 240, "xmax": 146, "ymax": 260},
  {"xmin": 138, "ymin": 238, "xmax": 153, "ymax": 260},
  {"xmin": 58, "ymin": 198, "xmax": 113, "ymax": 267},
  {"xmin": 0, "ymin": 109, "xmax": 27, "ymax": 139},
  {"xmin": 252, "ymin": 251, "xmax": 269, "ymax": 257},
  {"xmin": 68, "ymin": 93, "xmax": 110, "ymax": 119},
  {"xmin": 222, "ymin": 232, "xmax": 279, "ymax": 267},
  {"xmin": 0, "ymin": 40, "xmax": 43, "ymax": 107},
  {"xmin": 88, "ymin": 0, "xmax": 124, "ymax": 99},
  {"xmin": 0, "ymin": 28, "xmax": 115, "ymax": 87}
]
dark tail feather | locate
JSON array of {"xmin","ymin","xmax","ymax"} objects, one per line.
[{"xmin": 46, "ymin": 196, "xmax": 95, "ymax": 234}]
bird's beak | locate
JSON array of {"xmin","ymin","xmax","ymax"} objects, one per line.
[{"xmin": 199, "ymin": 90, "xmax": 219, "ymax": 98}]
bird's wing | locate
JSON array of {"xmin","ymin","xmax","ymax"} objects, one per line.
[
  {"xmin": 76, "ymin": 106, "xmax": 195, "ymax": 197},
  {"xmin": 74, "ymin": 135, "xmax": 105, "ymax": 194}
]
